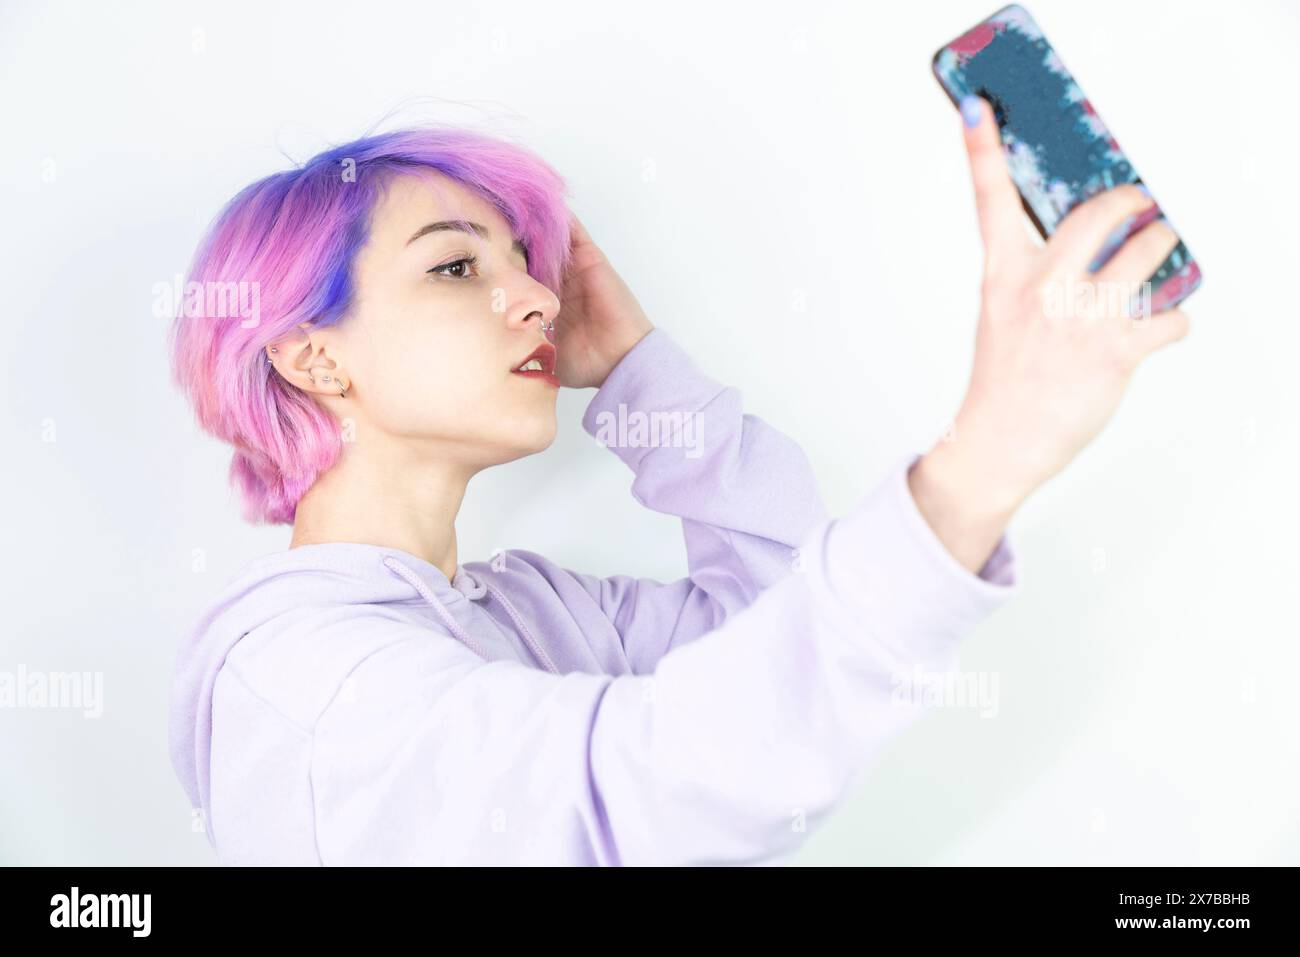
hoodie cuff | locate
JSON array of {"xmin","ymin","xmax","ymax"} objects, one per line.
[
  {"xmin": 581, "ymin": 328, "xmax": 723, "ymax": 472},
  {"xmin": 817, "ymin": 452, "xmax": 1021, "ymax": 664}
]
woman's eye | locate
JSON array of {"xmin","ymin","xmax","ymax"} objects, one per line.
[{"xmin": 427, "ymin": 255, "xmax": 480, "ymax": 280}]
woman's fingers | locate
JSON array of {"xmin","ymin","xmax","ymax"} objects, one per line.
[
  {"xmin": 1093, "ymin": 219, "xmax": 1180, "ymax": 289},
  {"xmin": 960, "ymin": 95, "xmax": 1032, "ymax": 271},
  {"xmin": 1048, "ymin": 183, "xmax": 1157, "ymax": 278}
]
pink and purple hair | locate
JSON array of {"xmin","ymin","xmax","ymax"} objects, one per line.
[{"xmin": 167, "ymin": 127, "xmax": 574, "ymax": 525}]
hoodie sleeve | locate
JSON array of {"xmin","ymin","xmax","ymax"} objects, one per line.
[
  {"xmin": 309, "ymin": 457, "xmax": 1021, "ymax": 866},
  {"xmin": 565, "ymin": 328, "xmax": 1012, "ymax": 672},
  {"xmin": 567, "ymin": 327, "xmax": 831, "ymax": 670}
]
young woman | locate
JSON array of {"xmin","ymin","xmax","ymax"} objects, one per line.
[{"xmin": 167, "ymin": 97, "xmax": 1189, "ymax": 865}]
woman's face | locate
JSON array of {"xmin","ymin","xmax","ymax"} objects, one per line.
[{"xmin": 312, "ymin": 171, "xmax": 563, "ymax": 469}]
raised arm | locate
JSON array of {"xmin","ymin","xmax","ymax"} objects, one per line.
[{"xmin": 545, "ymin": 325, "xmax": 833, "ymax": 670}]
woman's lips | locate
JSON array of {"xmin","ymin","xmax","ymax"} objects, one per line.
[
  {"xmin": 511, "ymin": 341, "xmax": 559, "ymax": 387},
  {"xmin": 511, "ymin": 368, "xmax": 561, "ymax": 388}
]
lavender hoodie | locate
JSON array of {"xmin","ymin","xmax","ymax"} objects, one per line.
[{"xmin": 168, "ymin": 328, "xmax": 1020, "ymax": 865}]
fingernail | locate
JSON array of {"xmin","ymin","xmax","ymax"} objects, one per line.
[
  {"xmin": 1135, "ymin": 182, "xmax": 1152, "ymax": 200},
  {"xmin": 959, "ymin": 95, "xmax": 983, "ymax": 129}
]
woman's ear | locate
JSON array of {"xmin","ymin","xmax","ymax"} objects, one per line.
[{"xmin": 268, "ymin": 326, "xmax": 349, "ymax": 398}]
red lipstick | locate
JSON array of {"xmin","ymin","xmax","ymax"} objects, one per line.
[{"xmin": 510, "ymin": 342, "xmax": 560, "ymax": 388}]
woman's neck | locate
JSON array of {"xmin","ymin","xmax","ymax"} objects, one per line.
[{"xmin": 288, "ymin": 440, "xmax": 475, "ymax": 584}]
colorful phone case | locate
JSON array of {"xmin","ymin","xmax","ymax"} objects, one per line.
[{"xmin": 932, "ymin": 4, "xmax": 1201, "ymax": 312}]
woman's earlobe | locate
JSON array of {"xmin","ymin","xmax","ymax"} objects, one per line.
[{"xmin": 318, "ymin": 373, "xmax": 350, "ymax": 398}]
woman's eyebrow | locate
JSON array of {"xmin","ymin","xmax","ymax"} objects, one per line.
[{"xmin": 405, "ymin": 220, "xmax": 529, "ymax": 265}]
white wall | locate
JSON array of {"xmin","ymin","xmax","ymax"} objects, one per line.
[{"xmin": 1, "ymin": 0, "xmax": 1294, "ymax": 865}]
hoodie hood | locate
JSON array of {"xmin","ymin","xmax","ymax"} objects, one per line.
[{"xmin": 167, "ymin": 543, "xmax": 491, "ymax": 840}]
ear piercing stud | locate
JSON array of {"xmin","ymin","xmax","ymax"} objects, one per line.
[{"xmin": 266, "ymin": 353, "xmax": 347, "ymax": 397}]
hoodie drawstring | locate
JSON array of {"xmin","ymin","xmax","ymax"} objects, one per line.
[
  {"xmin": 382, "ymin": 557, "xmax": 489, "ymax": 660},
  {"xmin": 481, "ymin": 580, "xmax": 560, "ymax": 675},
  {"xmin": 381, "ymin": 557, "xmax": 559, "ymax": 675}
]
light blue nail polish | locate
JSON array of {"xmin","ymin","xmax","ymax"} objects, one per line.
[
  {"xmin": 1135, "ymin": 182, "xmax": 1152, "ymax": 199},
  {"xmin": 959, "ymin": 95, "xmax": 983, "ymax": 128}
]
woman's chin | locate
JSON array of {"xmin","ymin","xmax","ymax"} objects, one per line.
[{"xmin": 494, "ymin": 418, "xmax": 558, "ymax": 463}]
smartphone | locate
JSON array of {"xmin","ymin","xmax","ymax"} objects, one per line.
[{"xmin": 932, "ymin": 4, "xmax": 1201, "ymax": 312}]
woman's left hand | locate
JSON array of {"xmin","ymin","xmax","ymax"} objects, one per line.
[{"xmin": 553, "ymin": 213, "xmax": 655, "ymax": 389}]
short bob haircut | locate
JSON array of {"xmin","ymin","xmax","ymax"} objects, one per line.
[{"xmin": 167, "ymin": 127, "xmax": 573, "ymax": 525}]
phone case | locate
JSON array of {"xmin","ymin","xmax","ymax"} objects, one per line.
[{"xmin": 932, "ymin": 4, "xmax": 1201, "ymax": 312}]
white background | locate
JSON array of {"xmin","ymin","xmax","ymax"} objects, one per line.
[{"xmin": 2, "ymin": 0, "xmax": 1296, "ymax": 865}]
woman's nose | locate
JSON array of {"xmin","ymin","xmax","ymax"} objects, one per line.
[{"xmin": 524, "ymin": 309, "xmax": 558, "ymax": 343}]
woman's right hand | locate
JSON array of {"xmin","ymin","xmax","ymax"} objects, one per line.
[{"xmin": 907, "ymin": 95, "xmax": 1192, "ymax": 574}]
